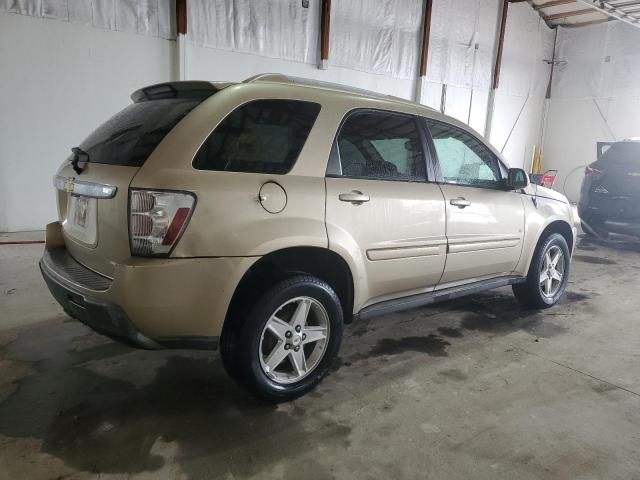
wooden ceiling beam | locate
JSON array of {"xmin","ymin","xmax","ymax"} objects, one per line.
[
  {"xmin": 535, "ymin": 0, "xmax": 578, "ymax": 10},
  {"xmin": 545, "ymin": 7, "xmax": 601, "ymax": 20}
]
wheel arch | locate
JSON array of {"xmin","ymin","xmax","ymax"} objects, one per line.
[
  {"xmin": 518, "ymin": 219, "xmax": 574, "ymax": 276},
  {"xmin": 539, "ymin": 220, "xmax": 574, "ymax": 253},
  {"xmin": 221, "ymin": 246, "xmax": 355, "ymax": 343}
]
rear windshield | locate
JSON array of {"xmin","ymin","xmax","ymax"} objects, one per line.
[
  {"xmin": 78, "ymin": 97, "xmax": 207, "ymax": 167},
  {"xmin": 599, "ymin": 142, "xmax": 640, "ymax": 167},
  {"xmin": 192, "ymin": 100, "xmax": 321, "ymax": 174}
]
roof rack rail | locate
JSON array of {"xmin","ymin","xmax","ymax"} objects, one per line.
[
  {"xmin": 243, "ymin": 73, "xmax": 291, "ymax": 84},
  {"xmin": 241, "ymin": 72, "xmax": 435, "ymax": 111}
]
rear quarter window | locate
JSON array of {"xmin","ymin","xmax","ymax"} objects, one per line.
[{"xmin": 192, "ymin": 100, "xmax": 321, "ymax": 174}]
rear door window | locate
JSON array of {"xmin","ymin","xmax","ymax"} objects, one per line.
[
  {"xmin": 79, "ymin": 97, "xmax": 208, "ymax": 167},
  {"xmin": 193, "ymin": 100, "xmax": 321, "ymax": 174},
  {"xmin": 332, "ymin": 111, "xmax": 426, "ymax": 182}
]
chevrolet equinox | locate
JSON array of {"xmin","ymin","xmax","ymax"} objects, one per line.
[{"xmin": 41, "ymin": 73, "xmax": 576, "ymax": 401}]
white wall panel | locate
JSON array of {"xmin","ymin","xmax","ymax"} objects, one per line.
[
  {"xmin": 0, "ymin": 11, "xmax": 175, "ymax": 232},
  {"xmin": 420, "ymin": 81, "xmax": 444, "ymax": 111},
  {"xmin": 444, "ymin": 85, "xmax": 472, "ymax": 124},
  {"xmin": 468, "ymin": 89, "xmax": 489, "ymax": 134}
]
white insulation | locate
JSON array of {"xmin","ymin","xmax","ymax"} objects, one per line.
[
  {"xmin": 329, "ymin": 0, "xmax": 422, "ymax": 79},
  {"xmin": 553, "ymin": 21, "xmax": 640, "ymax": 99},
  {"xmin": 427, "ymin": 0, "xmax": 501, "ymax": 88},
  {"xmin": 0, "ymin": 0, "xmax": 176, "ymax": 39},
  {"xmin": 188, "ymin": 0, "xmax": 320, "ymax": 64}
]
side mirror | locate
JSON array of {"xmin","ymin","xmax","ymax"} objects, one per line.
[{"xmin": 506, "ymin": 168, "xmax": 529, "ymax": 190}]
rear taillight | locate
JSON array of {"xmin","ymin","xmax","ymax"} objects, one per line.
[
  {"xmin": 129, "ymin": 189, "xmax": 196, "ymax": 256},
  {"xmin": 584, "ymin": 166, "xmax": 603, "ymax": 177}
]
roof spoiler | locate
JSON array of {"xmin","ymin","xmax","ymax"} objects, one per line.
[{"xmin": 131, "ymin": 81, "xmax": 218, "ymax": 103}]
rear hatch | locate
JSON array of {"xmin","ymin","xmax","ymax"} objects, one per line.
[
  {"xmin": 54, "ymin": 82, "xmax": 218, "ymax": 277},
  {"xmin": 582, "ymin": 141, "xmax": 640, "ymax": 222}
]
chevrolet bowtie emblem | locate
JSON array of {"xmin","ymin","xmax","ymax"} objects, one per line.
[{"xmin": 64, "ymin": 178, "xmax": 74, "ymax": 193}]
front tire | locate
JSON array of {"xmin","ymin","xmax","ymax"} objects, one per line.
[
  {"xmin": 234, "ymin": 275, "xmax": 343, "ymax": 402},
  {"xmin": 513, "ymin": 233, "xmax": 570, "ymax": 309}
]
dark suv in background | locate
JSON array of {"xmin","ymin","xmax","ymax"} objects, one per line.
[{"xmin": 579, "ymin": 140, "xmax": 640, "ymax": 238}]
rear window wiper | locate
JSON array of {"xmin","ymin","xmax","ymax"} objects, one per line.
[{"xmin": 70, "ymin": 147, "xmax": 89, "ymax": 174}]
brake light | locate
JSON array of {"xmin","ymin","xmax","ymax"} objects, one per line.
[
  {"xmin": 584, "ymin": 166, "xmax": 603, "ymax": 177},
  {"xmin": 129, "ymin": 189, "xmax": 196, "ymax": 256}
]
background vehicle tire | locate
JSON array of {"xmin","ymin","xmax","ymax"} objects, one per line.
[
  {"xmin": 513, "ymin": 233, "xmax": 570, "ymax": 309},
  {"xmin": 581, "ymin": 220, "xmax": 607, "ymax": 239},
  {"xmin": 234, "ymin": 275, "xmax": 343, "ymax": 402}
]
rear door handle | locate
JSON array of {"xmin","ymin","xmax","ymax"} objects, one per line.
[
  {"xmin": 339, "ymin": 191, "xmax": 370, "ymax": 205},
  {"xmin": 450, "ymin": 197, "xmax": 471, "ymax": 208}
]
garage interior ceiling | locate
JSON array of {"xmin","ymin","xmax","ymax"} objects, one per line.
[{"xmin": 530, "ymin": 0, "xmax": 640, "ymax": 28}]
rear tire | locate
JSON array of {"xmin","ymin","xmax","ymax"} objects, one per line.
[
  {"xmin": 234, "ymin": 275, "xmax": 343, "ymax": 402},
  {"xmin": 513, "ymin": 233, "xmax": 570, "ymax": 309}
]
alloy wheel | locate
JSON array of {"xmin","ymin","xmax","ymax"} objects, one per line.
[
  {"xmin": 259, "ymin": 296, "xmax": 330, "ymax": 384},
  {"xmin": 539, "ymin": 245, "xmax": 565, "ymax": 298}
]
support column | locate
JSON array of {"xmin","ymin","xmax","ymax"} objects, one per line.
[
  {"xmin": 176, "ymin": 0, "xmax": 187, "ymax": 81},
  {"xmin": 319, "ymin": 0, "xmax": 331, "ymax": 70},
  {"xmin": 485, "ymin": 0, "xmax": 509, "ymax": 140},
  {"xmin": 415, "ymin": 0, "xmax": 434, "ymax": 103}
]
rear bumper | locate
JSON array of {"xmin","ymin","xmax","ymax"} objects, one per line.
[
  {"xmin": 40, "ymin": 254, "xmax": 163, "ymax": 349},
  {"xmin": 40, "ymin": 221, "xmax": 259, "ymax": 348},
  {"xmin": 579, "ymin": 208, "xmax": 640, "ymax": 237}
]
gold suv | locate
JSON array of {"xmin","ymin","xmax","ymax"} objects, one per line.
[{"xmin": 41, "ymin": 73, "xmax": 576, "ymax": 401}]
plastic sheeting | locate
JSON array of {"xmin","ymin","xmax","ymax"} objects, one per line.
[
  {"xmin": 330, "ymin": 0, "xmax": 422, "ymax": 79},
  {"xmin": 553, "ymin": 21, "xmax": 640, "ymax": 99},
  {"xmin": 188, "ymin": 0, "xmax": 320, "ymax": 65},
  {"xmin": 428, "ymin": 0, "xmax": 501, "ymax": 89},
  {"xmin": 499, "ymin": 3, "xmax": 554, "ymax": 98},
  {"xmin": 0, "ymin": 0, "xmax": 176, "ymax": 39}
]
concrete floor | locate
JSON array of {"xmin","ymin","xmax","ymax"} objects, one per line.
[{"xmin": 1, "ymin": 233, "xmax": 640, "ymax": 479}]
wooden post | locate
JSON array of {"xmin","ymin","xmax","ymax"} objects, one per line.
[
  {"xmin": 493, "ymin": 0, "xmax": 509, "ymax": 90},
  {"xmin": 320, "ymin": 0, "xmax": 331, "ymax": 70},
  {"xmin": 176, "ymin": 0, "xmax": 187, "ymax": 35},
  {"xmin": 418, "ymin": 0, "xmax": 434, "ymax": 78},
  {"xmin": 485, "ymin": 0, "xmax": 510, "ymax": 139},
  {"xmin": 176, "ymin": 0, "xmax": 187, "ymax": 80},
  {"xmin": 415, "ymin": 0, "xmax": 434, "ymax": 103}
]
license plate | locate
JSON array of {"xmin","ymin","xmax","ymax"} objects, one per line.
[
  {"xmin": 72, "ymin": 196, "xmax": 90, "ymax": 228},
  {"xmin": 64, "ymin": 195, "xmax": 97, "ymax": 246}
]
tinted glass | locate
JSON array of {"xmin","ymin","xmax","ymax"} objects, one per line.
[
  {"xmin": 427, "ymin": 120, "xmax": 502, "ymax": 188},
  {"xmin": 336, "ymin": 111, "xmax": 426, "ymax": 181},
  {"xmin": 193, "ymin": 100, "xmax": 321, "ymax": 174},
  {"xmin": 598, "ymin": 142, "xmax": 640, "ymax": 168},
  {"xmin": 79, "ymin": 98, "xmax": 205, "ymax": 167}
]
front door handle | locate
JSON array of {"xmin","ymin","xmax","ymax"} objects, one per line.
[
  {"xmin": 339, "ymin": 191, "xmax": 370, "ymax": 205},
  {"xmin": 450, "ymin": 197, "xmax": 471, "ymax": 208}
]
